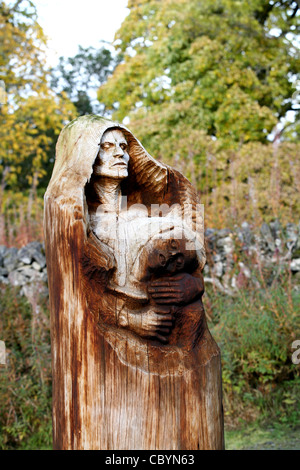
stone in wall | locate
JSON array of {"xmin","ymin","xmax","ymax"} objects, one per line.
[
  {"xmin": 0, "ymin": 242, "xmax": 48, "ymax": 299},
  {"xmin": 204, "ymin": 220, "xmax": 300, "ymax": 295}
]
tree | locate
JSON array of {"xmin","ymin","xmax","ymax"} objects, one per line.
[
  {"xmin": 0, "ymin": 89, "xmax": 75, "ymax": 192},
  {"xmin": 0, "ymin": 0, "xmax": 47, "ymax": 98},
  {"xmin": 51, "ymin": 45, "xmax": 120, "ymax": 115},
  {"xmin": 0, "ymin": 0, "xmax": 76, "ymax": 191},
  {"xmin": 0, "ymin": 0, "xmax": 77, "ymax": 243},
  {"xmin": 98, "ymin": 0, "xmax": 299, "ymax": 148},
  {"xmin": 97, "ymin": 0, "xmax": 300, "ymax": 226}
]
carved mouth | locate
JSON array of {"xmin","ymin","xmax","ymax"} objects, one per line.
[{"xmin": 113, "ymin": 162, "xmax": 127, "ymax": 168}]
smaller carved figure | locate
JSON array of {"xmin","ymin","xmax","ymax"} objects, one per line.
[{"xmin": 141, "ymin": 236, "xmax": 205, "ymax": 347}]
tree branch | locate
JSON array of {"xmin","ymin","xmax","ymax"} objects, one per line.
[
  {"xmin": 254, "ymin": 1, "xmax": 277, "ymax": 24},
  {"xmin": 289, "ymin": 4, "xmax": 299, "ymax": 18}
]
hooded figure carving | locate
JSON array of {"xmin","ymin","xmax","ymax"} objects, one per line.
[{"xmin": 44, "ymin": 115, "xmax": 224, "ymax": 450}]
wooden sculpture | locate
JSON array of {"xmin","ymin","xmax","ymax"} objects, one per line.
[{"xmin": 44, "ymin": 115, "xmax": 224, "ymax": 450}]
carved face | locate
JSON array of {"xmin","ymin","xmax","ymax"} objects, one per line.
[{"xmin": 94, "ymin": 129, "xmax": 129, "ymax": 179}]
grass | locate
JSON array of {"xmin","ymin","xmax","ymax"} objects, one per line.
[
  {"xmin": 225, "ymin": 421, "xmax": 300, "ymax": 450},
  {"xmin": 0, "ymin": 285, "xmax": 52, "ymax": 450}
]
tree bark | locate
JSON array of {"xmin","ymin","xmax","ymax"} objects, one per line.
[{"xmin": 44, "ymin": 115, "xmax": 224, "ymax": 450}]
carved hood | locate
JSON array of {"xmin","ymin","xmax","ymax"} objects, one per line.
[
  {"xmin": 45, "ymin": 114, "xmax": 205, "ymax": 267},
  {"xmin": 46, "ymin": 115, "xmax": 167, "ymax": 203}
]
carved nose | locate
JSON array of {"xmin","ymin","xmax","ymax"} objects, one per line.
[{"xmin": 113, "ymin": 145, "xmax": 125, "ymax": 157}]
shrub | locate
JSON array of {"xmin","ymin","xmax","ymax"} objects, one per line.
[
  {"xmin": 0, "ymin": 285, "xmax": 52, "ymax": 450},
  {"xmin": 205, "ymin": 276, "xmax": 300, "ymax": 426}
]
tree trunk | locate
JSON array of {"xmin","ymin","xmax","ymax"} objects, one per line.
[{"xmin": 44, "ymin": 115, "xmax": 224, "ymax": 450}]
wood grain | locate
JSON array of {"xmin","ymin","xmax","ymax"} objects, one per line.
[{"xmin": 44, "ymin": 116, "xmax": 224, "ymax": 450}]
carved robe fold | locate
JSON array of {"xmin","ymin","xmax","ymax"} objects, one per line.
[{"xmin": 44, "ymin": 115, "xmax": 224, "ymax": 450}]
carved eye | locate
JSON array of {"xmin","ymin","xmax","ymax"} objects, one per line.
[
  {"xmin": 120, "ymin": 143, "xmax": 127, "ymax": 151},
  {"xmin": 101, "ymin": 143, "xmax": 113, "ymax": 150},
  {"xmin": 159, "ymin": 254, "xmax": 167, "ymax": 266}
]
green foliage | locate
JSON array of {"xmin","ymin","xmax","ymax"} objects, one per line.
[
  {"xmin": 97, "ymin": 0, "xmax": 300, "ymax": 226},
  {"xmin": 0, "ymin": 0, "xmax": 77, "ymax": 227},
  {"xmin": 202, "ymin": 140, "xmax": 300, "ymax": 227},
  {"xmin": 205, "ymin": 274, "xmax": 300, "ymax": 425},
  {"xmin": 99, "ymin": 0, "xmax": 299, "ymax": 144},
  {"xmin": 0, "ymin": 285, "xmax": 52, "ymax": 449},
  {"xmin": 0, "ymin": 90, "xmax": 76, "ymax": 192},
  {"xmin": 0, "ymin": 0, "xmax": 47, "ymax": 95}
]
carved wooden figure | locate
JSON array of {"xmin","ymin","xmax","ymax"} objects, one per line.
[{"xmin": 44, "ymin": 115, "xmax": 224, "ymax": 450}]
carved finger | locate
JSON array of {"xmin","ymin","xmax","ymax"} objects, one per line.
[
  {"xmin": 145, "ymin": 322, "xmax": 159, "ymax": 331},
  {"xmin": 151, "ymin": 293, "xmax": 181, "ymax": 299},
  {"xmin": 150, "ymin": 280, "xmax": 174, "ymax": 285},
  {"xmin": 150, "ymin": 278, "xmax": 169, "ymax": 284},
  {"xmin": 151, "ymin": 292, "xmax": 182, "ymax": 302},
  {"xmin": 154, "ymin": 298, "xmax": 182, "ymax": 305},
  {"xmin": 156, "ymin": 327, "xmax": 171, "ymax": 335},
  {"xmin": 158, "ymin": 321, "xmax": 173, "ymax": 328},
  {"xmin": 154, "ymin": 333, "xmax": 169, "ymax": 344},
  {"xmin": 150, "ymin": 281, "xmax": 179, "ymax": 287},
  {"xmin": 171, "ymin": 273, "xmax": 185, "ymax": 280},
  {"xmin": 156, "ymin": 314, "xmax": 174, "ymax": 322},
  {"xmin": 154, "ymin": 306, "xmax": 172, "ymax": 314},
  {"xmin": 146, "ymin": 331, "xmax": 168, "ymax": 344},
  {"xmin": 153, "ymin": 293, "xmax": 175, "ymax": 299},
  {"xmin": 152, "ymin": 274, "xmax": 186, "ymax": 283},
  {"xmin": 149, "ymin": 286, "xmax": 181, "ymax": 293}
]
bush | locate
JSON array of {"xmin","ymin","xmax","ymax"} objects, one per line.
[
  {"xmin": 0, "ymin": 285, "xmax": 52, "ymax": 450},
  {"xmin": 205, "ymin": 276, "xmax": 300, "ymax": 426}
]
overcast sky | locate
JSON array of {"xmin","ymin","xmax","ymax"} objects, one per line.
[{"xmin": 34, "ymin": 0, "xmax": 129, "ymax": 64}]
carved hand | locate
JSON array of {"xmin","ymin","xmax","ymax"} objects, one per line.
[
  {"xmin": 148, "ymin": 273, "xmax": 204, "ymax": 306},
  {"xmin": 118, "ymin": 305, "xmax": 174, "ymax": 344}
]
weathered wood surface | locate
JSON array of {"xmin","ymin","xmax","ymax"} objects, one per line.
[{"xmin": 44, "ymin": 115, "xmax": 224, "ymax": 450}]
